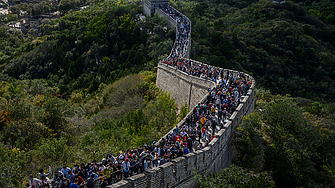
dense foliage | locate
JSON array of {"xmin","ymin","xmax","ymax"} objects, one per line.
[
  {"xmin": 232, "ymin": 90, "xmax": 335, "ymax": 188},
  {"xmin": 170, "ymin": 0, "xmax": 335, "ymax": 102},
  {"xmin": 0, "ymin": 1, "xmax": 180, "ymax": 186},
  {"xmin": 195, "ymin": 165, "xmax": 275, "ymax": 188},
  {"xmin": 1, "ymin": 0, "xmax": 174, "ymax": 97},
  {"xmin": 197, "ymin": 90, "xmax": 335, "ymax": 188},
  {"xmin": 0, "ymin": 72, "xmax": 187, "ymax": 187},
  {"xmin": 2, "ymin": 0, "xmax": 335, "ymax": 187}
]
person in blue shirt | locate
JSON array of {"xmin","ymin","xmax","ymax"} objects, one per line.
[
  {"xmin": 87, "ymin": 170, "xmax": 98, "ymax": 180},
  {"xmin": 69, "ymin": 178, "xmax": 79, "ymax": 188},
  {"xmin": 66, "ymin": 170, "xmax": 75, "ymax": 183},
  {"xmin": 61, "ymin": 166, "xmax": 71, "ymax": 177},
  {"xmin": 223, "ymin": 98, "xmax": 228, "ymax": 105},
  {"xmin": 183, "ymin": 146, "xmax": 190, "ymax": 154}
]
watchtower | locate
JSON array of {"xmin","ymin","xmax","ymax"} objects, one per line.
[{"xmin": 143, "ymin": 0, "xmax": 169, "ymax": 16}]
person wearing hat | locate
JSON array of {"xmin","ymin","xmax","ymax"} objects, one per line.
[
  {"xmin": 118, "ymin": 151, "xmax": 124, "ymax": 160},
  {"xmin": 121, "ymin": 158, "xmax": 130, "ymax": 178},
  {"xmin": 102, "ymin": 158, "xmax": 107, "ymax": 166}
]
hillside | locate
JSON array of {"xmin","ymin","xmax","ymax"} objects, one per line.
[
  {"xmin": 0, "ymin": 71, "xmax": 188, "ymax": 187},
  {"xmin": 1, "ymin": 0, "xmax": 174, "ymax": 97},
  {"xmin": 0, "ymin": 0, "xmax": 181, "ymax": 186},
  {"xmin": 197, "ymin": 90, "xmax": 335, "ymax": 188},
  {"xmin": 170, "ymin": 0, "xmax": 335, "ymax": 102},
  {"xmin": 0, "ymin": 0, "xmax": 335, "ymax": 187}
]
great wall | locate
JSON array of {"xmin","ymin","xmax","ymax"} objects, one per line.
[{"xmin": 106, "ymin": 1, "xmax": 256, "ymax": 187}]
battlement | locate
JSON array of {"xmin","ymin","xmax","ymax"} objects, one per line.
[
  {"xmin": 143, "ymin": 0, "xmax": 169, "ymax": 16},
  {"xmin": 105, "ymin": 3, "xmax": 256, "ymax": 188}
]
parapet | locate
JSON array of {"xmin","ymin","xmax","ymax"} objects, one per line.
[{"xmin": 107, "ymin": 3, "xmax": 256, "ymax": 188}]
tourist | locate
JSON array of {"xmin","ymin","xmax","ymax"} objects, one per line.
[
  {"xmin": 29, "ymin": 175, "xmax": 42, "ymax": 188},
  {"xmin": 38, "ymin": 166, "xmax": 52, "ymax": 180}
]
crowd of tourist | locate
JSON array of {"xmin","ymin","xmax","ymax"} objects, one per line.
[
  {"xmin": 27, "ymin": 5, "xmax": 252, "ymax": 188},
  {"xmin": 162, "ymin": 58, "xmax": 222, "ymax": 82},
  {"xmin": 27, "ymin": 68, "xmax": 251, "ymax": 188},
  {"xmin": 160, "ymin": 6, "xmax": 191, "ymax": 58}
]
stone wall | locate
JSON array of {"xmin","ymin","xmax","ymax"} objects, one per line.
[
  {"xmin": 143, "ymin": 0, "xmax": 169, "ymax": 16},
  {"xmin": 155, "ymin": 6, "xmax": 191, "ymax": 59},
  {"xmin": 107, "ymin": 3, "xmax": 256, "ymax": 188},
  {"xmin": 108, "ymin": 65, "xmax": 255, "ymax": 188},
  {"xmin": 155, "ymin": 8, "xmax": 177, "ymax": 29},
  {"xmin": 156, "ymin": 62, "xmax": 216, "ymax": 111}
]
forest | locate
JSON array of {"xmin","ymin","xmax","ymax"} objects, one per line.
[
  {"xmin": 0, "ymin": 0, "xmax": 334, "ymax": 187},
  {"xmin": 173, "ymin": 0, "xmax": 335, "ymax": 187},
  {"xmin": 197, "ymin": 90, "xmax": 335, "ymax": 187},
  {"xmin": 0, "ymin": 0, "xmax": 183, "ymax": 186},
  {"xmin": 170, "ymin": 0, "xmax": 335, "ymax": 102}
]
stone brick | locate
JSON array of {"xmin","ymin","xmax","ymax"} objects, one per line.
[
  {"xmin": 159, "ymin": 162, "xmax": 176, "ymax": 188},
  {"xmin": 144, "ymin": 167, "xmax": 162, "ymax": 188},
  {"xmin": 126, "ymin": 174, "xmax": 146, "ymax": 188},
  {"xmin": 203, "ymin": 147, "xmax": 212, "ymax": 169},
  {"xmin": 107, "ymin": 180, "xmax": 132, "ymax": 188},
  {"xmin": 209, "ymin": 138, "xmax": 218, "ymax": 158},
  {"xmin": 183, "ymin": 152, "xmax": 197, "ymax": 178},
  {"xmin": 173, "ymin": 157, "xmax": 187, "ymax": 182},
  {"xmin": 195, "ymin": 150, "xmax": 205, "ymax": 171}
]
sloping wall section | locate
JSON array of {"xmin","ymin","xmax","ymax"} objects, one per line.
[
  {"xmin": 108, "ymin": 66, "xmax": 255, "ymax": 187},
  {"xmin": 156, "ymin": 62, "xmax": 216, "ymax": 110}
]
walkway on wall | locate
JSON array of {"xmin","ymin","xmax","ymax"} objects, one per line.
[{"xmin": 106, "ymin": 4, "xmax": 256, "ymax": 188}]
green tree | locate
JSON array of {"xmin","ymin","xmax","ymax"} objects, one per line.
[
  {"xmin": 0, "ymin": 144, "xmax": 24, "ymax": 187},
  {"xmin": 59, "ymin": 0, "xmax": 79, "ymax": 13},
  {"xmin": 34, "ymin": 138, "xmax": 76, "ymax": 169},
  {"xmin": 195, "ymin": 165, "xmax": 275, "ymax": 188},
  {"xmin": 38, "ymin": 96, "xmax": 73, "ymax": 136},
  {"xmin": 233, "ymin": 114, "xmax": 263, "ymax": 171}
]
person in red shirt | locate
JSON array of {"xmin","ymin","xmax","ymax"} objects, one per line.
[
  {"xmin": 182, "ymin": 135, "xmax": 187, "ymax": 141},
  {"xmin": 174, "ymin": 135, "xmax": 180, "ymax": 142},
  {"xmin": 74, "ymin": 172, "xmax": 85, "ymax": 188}
]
